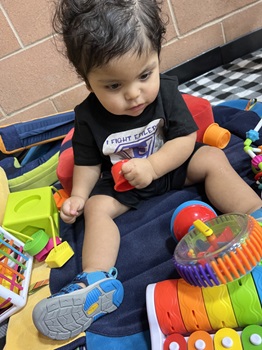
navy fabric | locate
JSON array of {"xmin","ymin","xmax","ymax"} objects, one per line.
[
  {"xmin": 218, "ymin": 99, "xmax": 262, "ymax": 117},
  {"xmin": 50, "ymin": 106, "xmax": 261, "ymax": 338},
  {"xmin": 0, "ymin": 111, "xmax": 74, "ymax": 152},
  {"xmin": 0, "ymin": 141, "xmax": 61, "ymax": 179}
]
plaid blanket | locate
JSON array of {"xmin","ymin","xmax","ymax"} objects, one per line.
[{"xmin": 179, "ymin": 49, "xmax": 262, "ymax": 105}]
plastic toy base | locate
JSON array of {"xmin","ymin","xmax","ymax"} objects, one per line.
[{"xmin": 146, "ymin": 284, "xmax": 166, "ymax": 350}]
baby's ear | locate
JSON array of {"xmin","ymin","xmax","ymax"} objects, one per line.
[{"xmin": 86, "ymin": 81, "xmax": 93, "ymax": 92}]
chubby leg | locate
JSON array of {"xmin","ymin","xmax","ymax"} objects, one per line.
[
  {"xmin": 82, "ymin": 194, "xmax": 129, "ymax": 272},
  {"xmin": 33, "ymin": 195, "xmax": 129, "ymax": 340},
  {"xmin": 185, "ymin": 145, "xmax": 262, "ymax": 214}
]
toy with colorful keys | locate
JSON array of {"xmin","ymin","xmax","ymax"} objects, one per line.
[
  {"xmin": 146, "ymin": 265, "xmax": 262, "ymax": 350},
  {"xmin": 161, "ymin": 328, "xmax": 262, "ymax": 350}
]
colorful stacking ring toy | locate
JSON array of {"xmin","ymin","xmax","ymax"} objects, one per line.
[{"xmin": 173, "ymin": 213, "xmax": 262, "ymax": 287}]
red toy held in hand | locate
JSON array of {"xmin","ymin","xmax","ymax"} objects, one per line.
[{"xmin": 111, "ymin": 160, "xmax": 135, "ymax": 192}]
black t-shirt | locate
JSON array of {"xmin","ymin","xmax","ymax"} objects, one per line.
[{"xmin": 73, "ymin": 74, "xmax": 198, "ymax": 172}]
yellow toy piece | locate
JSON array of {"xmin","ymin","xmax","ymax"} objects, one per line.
[
  {"xmin": 45, "ymin": 241, "xmax": 74, "ymax": 268},
  {"xmin": 45, "ymin": 212, "xmax": 74, "ymax": 268},
  {"xmin": 202, "ymin": 283, "xmax": 237, "ymax": 330},
  {"xmin": 213, "ymin": 328, "xmax": 243, "ymax": 349}
]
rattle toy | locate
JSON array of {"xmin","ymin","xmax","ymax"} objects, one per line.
[
  {"xmin": 170, "ymin": 200, "xmax": 217, "ymax": 241},
  {"xmin": 173, "ymin": 213, "xmax": 262, "ymax": 287}
]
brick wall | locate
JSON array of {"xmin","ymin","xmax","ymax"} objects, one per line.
[{"xmin": 0, "ymin": 0, "xmax": 261, "ymax": 125}]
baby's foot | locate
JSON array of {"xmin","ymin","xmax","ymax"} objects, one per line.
[{"xmin": 32, "ymin": 268, "xmax": 124, "ymax": 340}]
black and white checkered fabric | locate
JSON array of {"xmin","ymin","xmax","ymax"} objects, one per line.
[{"xmin": 179, "ymin": 49, "xmax": 262, "ymax": 105}]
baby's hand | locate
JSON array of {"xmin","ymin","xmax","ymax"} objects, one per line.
[
  {"xmin": 121, "ymin": 158, "xmax": 157, "ymax": 189},
  {"xmin": 60, "ymin": 195, "xmax": 85, "ymax": 224}
]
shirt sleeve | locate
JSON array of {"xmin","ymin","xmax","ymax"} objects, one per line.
[
  {"xmin": 160, "ymin": 75, "xmax": 198, "ymax": 141},
  {"xmin": 72, "ymin": 101, "xmax": 103, "ymax": 166}
]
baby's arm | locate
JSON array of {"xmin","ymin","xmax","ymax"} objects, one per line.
[
  {"xmin": 121, "ymin": 132, "xmax": 197, "ymax": 189},
  {"xmin": 60, "ymin": 164, "xmax": 101, "ymax": 224}
]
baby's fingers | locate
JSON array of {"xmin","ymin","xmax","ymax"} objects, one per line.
[{"xmin": 121, "ymin": 160, "xmax": 135, "ymax": 175}]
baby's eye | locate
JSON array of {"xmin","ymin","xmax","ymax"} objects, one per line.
[
  {"xmin": 140, "ymin": 71, "xmax": 152, "ymax": 81},
  {"xmin": 107, "ymin": 83, "xmax": 121, "ymax": 90}
]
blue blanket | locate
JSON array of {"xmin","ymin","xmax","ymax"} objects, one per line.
[{"xmin": 50, "ymin": 105, "xmax": 262, "ymax": 349}]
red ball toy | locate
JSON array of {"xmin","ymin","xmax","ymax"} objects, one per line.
[{"xmin": 170, "ymin": 200, "xmax": 217, "ymax": 241}]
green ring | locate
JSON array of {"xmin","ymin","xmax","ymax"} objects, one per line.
[{"xmin": 24, "ymin": 230, "xmax": 49, "ymax": 256}]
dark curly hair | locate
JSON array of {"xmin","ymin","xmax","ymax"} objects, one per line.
[{"xmin": 53, "ymin": 0, "xmax": 166, "ymax": 83}]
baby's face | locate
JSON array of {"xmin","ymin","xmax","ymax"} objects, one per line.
[{"xmin": 87, "ymin": 50, "xmax": 160, "ymax": 117}]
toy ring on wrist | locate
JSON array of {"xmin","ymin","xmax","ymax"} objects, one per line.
[{"xmin": 173, "ymin": 213, "xmax": 262, "ymax": 287}]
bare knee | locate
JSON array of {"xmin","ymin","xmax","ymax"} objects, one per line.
[
  {"xmin": 186, "ymin": 146, "xmax": 230, "ymax": 183},
  {"xmin": 84, "ymin": 195, "xmax": 128, "ymax": 219},
  {"xmin": 202, "ymin": 146, "xmax": 228, "ymax": 163}
]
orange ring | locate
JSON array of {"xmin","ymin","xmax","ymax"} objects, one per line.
[{"xmin": 177, "ymin": 279, "xmax": 212, "ymax": 333}]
